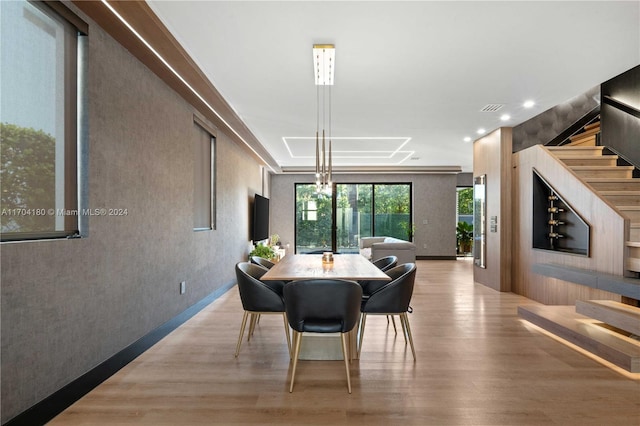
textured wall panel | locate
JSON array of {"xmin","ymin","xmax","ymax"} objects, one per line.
[{"xmin": 0, "ymin": 9, "xmax": 262, "ymax": 423}]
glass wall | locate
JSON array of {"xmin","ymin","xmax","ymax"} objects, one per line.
[{"xmin": 295, "ymin": 183, "xmax": 412, "ymax": 253}]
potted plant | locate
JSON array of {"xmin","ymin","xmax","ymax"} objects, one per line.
[
  {"xmin": 456, "ymin": 221, "xmax": 473, "ymax": 254},
  {"xmin": 249, "ymin": 244, "xmax": 276, "ymax": 260}
]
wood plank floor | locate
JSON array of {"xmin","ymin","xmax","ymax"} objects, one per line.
[{"xmin": 50, "ymin": 259, "xmax": 640, "ymax": 425}]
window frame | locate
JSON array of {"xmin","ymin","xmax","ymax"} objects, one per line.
[
  {"xmin": 294, "ymin": 182, "xmax": 413, "ymax": 253},
  {"xmin": 193, "ymin": 116, "xmax": 217, "ymax": 231},
  {"xmin": 0, "ymin": 0, "xmax": 88, "ymax": 242}
]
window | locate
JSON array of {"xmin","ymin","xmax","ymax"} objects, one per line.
[
  {"xmin": 193, "ymin": 120, "xmax": 215, "ymax": 230},
  {"xmin": 0, "ymin": 0, "xmax": 86, "ymax": 241},
  {"xmin": 295, "ymin": 183, "xmax": 412, "ymax": 253}
]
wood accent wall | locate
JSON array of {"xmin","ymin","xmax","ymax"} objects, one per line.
[
  {"xmin": 512, "ymin": 145, "xmax": 625, "ymax": 304},
  {"xmin": 473, "ymin": 128, "xmax": 512, "ymax": 292}
]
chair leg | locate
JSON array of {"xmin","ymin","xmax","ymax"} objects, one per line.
[
  {"xmin": 357, "ymin": 313, "xmax": 367, "ymax": 357},
  {"xmin": 248, "ymin": 313, "xmax": 258, "ymax": 340},
  {"xmin": 234, "ymin": 311, "xmax": 249, "ymax": 357},
  {"xmin": 401, "ymin": 312, "xmax": 416, "ymax": 361},
  {"xmin": 289, "ymin": 330, "xmax": 302, "ymax": 393},
  {"xmin": 340, "ymin": 333, "xmax": 352, "ymax": 393},
  {"xmin": 282, "ymin": 313, "xmax": 292, "ymax": 359},
  {"xmin": 390, "ymin": 315, "xmax": 397, "ymax": 334}
]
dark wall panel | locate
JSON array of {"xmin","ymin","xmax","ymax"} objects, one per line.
[{"xmin": 601, "ymin": 65, "xmax": 640, "ymax": 166}]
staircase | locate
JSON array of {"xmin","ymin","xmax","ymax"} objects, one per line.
[
  {"xmin": 546, "ymin": 145, "xmax": 640, "ymax": 275},
  {"xmin": 520, "ymin": 143, "xmax": 640, "ymax": 373}
]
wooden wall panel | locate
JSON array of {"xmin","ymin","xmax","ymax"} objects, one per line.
[
  {"xmin": 512, "ymin": 145, "xmax": 626, "ymax": 305},
  {"xmin": 473, "ymin": 128, "xmax": 512, "ymax": 292}
]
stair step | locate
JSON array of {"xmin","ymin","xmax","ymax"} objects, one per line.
[
  {"xmin": 547, "ymin": 146, "xmax": 604, "ymax": 156},
  {"xmin": 626, "ymin": 257, "xmax": 640, "ymax": 273},
  {"xmin": 570, "ymin": 165, "xmax": 634, "ymax": 179},
  {"xmin": 518, "ymin": 304, "xmax": 640, "ymax": 372},
  {"xmin": 570, "ymin": 127, "xmax": 601, "ymax": 141},
  {"xmin": 584, "ymin": 121, "xmax": 601, "ymax": 131},
  {"xmin": 585, "ymin": 178, "xmax": 640, "ymax": 191},
  {"xmin": 575, "ymin": 300, "xmax": 640, "ymax": 336},
  {"xmin": 625, "ymin": 241, "xmax": 640, "ymax": 273},
  {"xmin": 568, "ymin": 135, "xmax": 597, "ymax": 147},
  {"xmin": 618, "ymin": 206, "xmax": 640, "ymax": 221},
  {"xmin": 600, "ymin": 191, "xmax": 640, "ymax": 206},
  {"xmin": 631, "ymin": 223, "xmax": 640, "ymax": 241},
  {"xmin": 560, "ymin": 155, "xmax": 618, "ymax": 167}
]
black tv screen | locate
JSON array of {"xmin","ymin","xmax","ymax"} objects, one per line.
[{"xmin": 252, "ymin": 194, "xmax": 270, "ymax": 242}]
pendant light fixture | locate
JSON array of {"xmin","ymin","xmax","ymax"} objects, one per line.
[{"xmin": 313, "ymin": 44, "xmax": 335, "ymax": 194}]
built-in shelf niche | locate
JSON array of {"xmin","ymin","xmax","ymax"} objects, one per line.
[{"xmin": 532, "ymin": 169, "xmax": 590, "ymax": 256}]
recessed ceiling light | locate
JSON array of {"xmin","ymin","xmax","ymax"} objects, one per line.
[
  {"xmin": 477, "ymin": 128, "xmax": 486, "ymax": 135},
  {"xmin": 463, "ymin": 136, "xmax": 472, "ymax": 142},
  {"xmin": 500, "ymin": 114, "xmax": 511, "ymax": 121},
  {"xmin": 523, "ymin": 100, "xmax": 535, "ymax": 108}
]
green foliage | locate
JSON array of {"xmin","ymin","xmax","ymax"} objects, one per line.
[
  {"xmin": 456, "ymin": 221, "xmax": 473, "ymax": 253},
  {"xmin": 249, "ymin": 244, "xmax": 276, "ymax": 260},
  {"xmin": 399, "ymin": 221, "xmax": 415, "ymax": 241},
  {"xmin": 457, "ymin": 188, "xmax": 473, "ymax": 215},
  {"xmin": 0, "ymin": 123, "xmax": 56, "ymax": 232}
]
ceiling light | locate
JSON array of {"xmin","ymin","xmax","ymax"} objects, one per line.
[
  {"xmin": 463, "ymin": 137, "xmax": 472, "ymax": 142},
  {"xmin": 500, "ymin": 114, "xmax": 511, "ymax": 121},
  {"xmin": 313, "ymin": 44, "xmax": 334, "ymax": 194},
  {"xmin": 523, "ymin": 100, "xmax": 535, "ymax": 108},
  {"xmin": 477, "ymin": 128, "xmax": 486, "ymax": 135},
  {"xmin": 313, "ymin": 44, "xmax": 335, "ymax": 86}
]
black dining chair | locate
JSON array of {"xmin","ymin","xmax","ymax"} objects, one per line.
[
  {"xmin": 359, "ymin": 255, "xmax": 398, "ymax": 331},
  {"xmin": 358, "ymin": 263, "xmax": 417, "ymax": 360},
  {"xmin": 359, "ymin": 255, "xmax": 398, "ymax": 296},
  {"xmin": 250, "ymin": 256, "xmax": 276, "ymax": 270},
  {"xmin": 283, "ymin": 279, "xmax": 362, "ymax": 393},
  {"xmin": 234, "ymin": 262, "xmax": 291, "ymax": 358}
]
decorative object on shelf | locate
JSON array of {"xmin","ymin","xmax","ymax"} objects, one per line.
[
  {"xmin": 322, "ymin": 251, "xmax": 334, "ymax": 264},
  {"xmin": 313, "ymin": 44, "xmax": 335, "ymax": 195},
  {"xmin": 532, "ymin": 169, "xmax": 590, "ymax": 256},
  {"xmin": 270, "ymin": 233, "xmax": 280, "ymax": 247},
  {"xmin": 547, "ymin": 195, "xmax": 565, "ymax": 247}
]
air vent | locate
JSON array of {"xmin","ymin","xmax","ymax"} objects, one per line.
[
  {"xmin": 480, "ymin": 104, "xmax": 504, "ymax": 112},
  {"xmin": 410, "ymin": 157, "xmax": 420, "ymax": 160}
]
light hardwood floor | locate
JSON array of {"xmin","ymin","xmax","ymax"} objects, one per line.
[{"xmin": 50, "ymin": 259, "xmax": 640, "ymax": 425}]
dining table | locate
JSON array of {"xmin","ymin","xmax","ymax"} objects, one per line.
[
  {"xmin": 261, "ymin": 253, "xmax": 390, "ymax": 360},
  {"xmin": 261, "ymin": 253, "xmax": 391, "ymax": 282}
]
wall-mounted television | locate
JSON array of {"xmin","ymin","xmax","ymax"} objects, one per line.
[{"xmin": 252, "ymin": 194, "xmax": 270, "ymax": 242}]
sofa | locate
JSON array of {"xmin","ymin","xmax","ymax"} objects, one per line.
[{"xmin": 359, "ymin": 236, "xmax": 416, "ymax": 265}]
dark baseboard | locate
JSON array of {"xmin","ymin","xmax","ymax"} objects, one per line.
[
  {"xmin": 3, "ymin": 282, "xmax": 236, "ymax": 426},
  {"xmin": 416, "ymin": 255, "xmax": 457, "ymax": 260}
]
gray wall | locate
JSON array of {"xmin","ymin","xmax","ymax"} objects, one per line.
[
  {"xmin": 0, "ymin": 9, "xmax": 263, "ymax": 422},
  {"xmin": 270, "ymin": 173, "xmax": 458, "ymax": 258},
  {"xmin": 512, "ymin": 86, "xmax": 600, "ymax": 152}
]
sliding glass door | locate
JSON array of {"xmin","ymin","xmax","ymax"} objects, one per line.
[{"xmin": 295, "ymin": 183, "xmax": 412, "ymax": 254}]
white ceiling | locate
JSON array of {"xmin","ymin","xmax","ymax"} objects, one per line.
[{"xmin": 146, "ymin": 1, "xmax": 640, "ymax": 173}]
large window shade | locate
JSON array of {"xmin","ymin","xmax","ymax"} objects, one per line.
[
  {"xmin": 0, "ymin": 0, "xmax": 86, "ymax": 241},
  {"xmin": 193, "ymin": 122, "xmax": 215, "ymax": 230}
]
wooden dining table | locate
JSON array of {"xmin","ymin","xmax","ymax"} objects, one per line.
[
  {"xmin": 261, "ymin": 253, "xmax": 391, "ymax": 282},
  {"xmin": 261, "ymin": 253, "xmax": 390, "ymax": 360}
]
